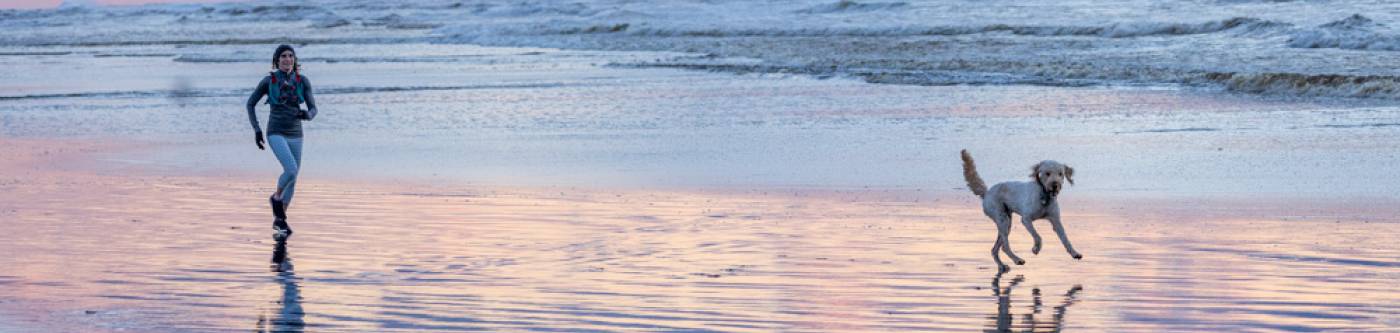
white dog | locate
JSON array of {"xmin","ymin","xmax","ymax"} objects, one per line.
[{"xmin": 961, "ymin": 149, "xmax": 1082, "ymax": 272}]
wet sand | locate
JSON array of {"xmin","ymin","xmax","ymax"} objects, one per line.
[{"xmin": 2, "ymin": 138, "xmax": 1397, "ymax": 332}]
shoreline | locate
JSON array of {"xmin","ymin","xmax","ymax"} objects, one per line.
[{"xmin": 7, "ymin": 135, "xmax": 1398, "ymax": 224}]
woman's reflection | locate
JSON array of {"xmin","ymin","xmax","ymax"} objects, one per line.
[
  {"xmin": 986, "ymin": 273, "xmax": 1082, "ymax": 332},
  {"xmin": 257, "ymin": 239, "xmax": 305, "ymax": 332}
]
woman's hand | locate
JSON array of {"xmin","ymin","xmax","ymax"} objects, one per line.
[{"xmin": 255, "ymin": 131, "xmax": 266, "ymax": 150}]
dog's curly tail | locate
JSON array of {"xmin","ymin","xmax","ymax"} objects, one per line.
[{"xmin": 961, "ymin": 149, "xmax": 987, "ymax": 198}]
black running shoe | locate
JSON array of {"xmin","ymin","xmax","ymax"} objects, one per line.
[
  {"xmin": 273, "ymin": 218, "xmax": 293, "ymax": 239},
  {"xmin": 269, "ymin": 195, "xmax": 286, "ymax": 219}
]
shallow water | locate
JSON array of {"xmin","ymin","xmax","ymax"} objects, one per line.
[
  {"xmin": 0, "ymin": 173, "xmax": 1396, "ymax": 332},
  {"xmin": 4, "ymin": 43, "xmax": 1400, "ymax": 199}
]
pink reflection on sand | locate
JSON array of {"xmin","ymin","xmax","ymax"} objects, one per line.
[{"xmin": 1, "ymin": 139, "xmax": 1398, "ymax": 332}]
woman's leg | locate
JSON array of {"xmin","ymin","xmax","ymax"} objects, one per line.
[
  {"xmin": 268, "ymin": 135, "xmax": 300, "ymax": 205},
  {"xmin": 280, "ymin": 137, "xmax": 304, "ymax": 207}
]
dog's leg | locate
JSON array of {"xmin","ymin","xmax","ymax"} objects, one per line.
[
  {"xmin": 992, "ymin": 233, "xmax": 1008, "ymax": 272},
  {"xmin": 1047, "ymin": 214, "xmax": 1083, "ymax": 260},
  {"xmin": 996, "ymin": 215, "xmax": 1026, "ymax": 265},
  {"xmin": 1020, "ymin": 216, "xmax": 1044, "ymax": 255}
]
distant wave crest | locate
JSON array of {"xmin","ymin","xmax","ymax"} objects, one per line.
[
  {"xmin": 625, "ymin": 57, "xmax": 1400, "ymax": 99},
  {"xmin": 1287, "ymin": 14, "xmax": 1400, "ymax": 51},
  {"xmin": 479, "ymin": 17, "xmax": 1289, "ymax": 39},
  {"xmin": 796, "ymin": 1, "xmax": 909, "ymax": 14}
]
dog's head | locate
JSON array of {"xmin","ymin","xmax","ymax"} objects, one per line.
[{"xmin": 1030, "ymin": 160, "xmax": 1074, "ymax": 198}]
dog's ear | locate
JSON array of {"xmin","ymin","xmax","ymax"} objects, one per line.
[
  {"xmin": 1065, "ymin": 165, "xmax": 1075, "ymax": 185},
  {"xmin": 1029, "ymin": 161, "xmax": 1043, "ymax": 179}
]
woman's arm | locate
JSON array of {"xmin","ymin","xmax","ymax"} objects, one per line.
[
  {"xmin": 301, "ymin": 76, "xmax": 317, "ymax": 121},
  {"xmin": 246, "ymin": 76, "xmax": 270, "ymax": 132}
]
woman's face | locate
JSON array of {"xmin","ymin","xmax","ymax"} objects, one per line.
[{"xmin": 278, "ymin": 50, "xmax": 296, "ymax": 71}]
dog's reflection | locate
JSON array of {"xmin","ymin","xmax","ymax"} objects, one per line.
[
  {"xmin": 256, "ymin": 239, "xmax": 305, "ymax": 333},
  {"xmin": 986, "ymin": 273, "xmax": 1083, "ymax": 332}
]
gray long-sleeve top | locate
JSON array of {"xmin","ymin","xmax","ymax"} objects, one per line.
[{"xmin": 247, "ymin": 70, "xmax": 318, "ymax": 138}]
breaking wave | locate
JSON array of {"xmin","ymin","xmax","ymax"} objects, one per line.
[
  {"xmin": 619, "ymin": 56, "xmax": 1400, "ymax": 99},
  {"xmin": 476, "ymin": 2, "xmax": 602, "ymax": 18},
  {"xmin": 1207, "ymin": 72, "xmax": 1400, "ymax": 98},
  {"xmin": 796, "ymin": 1, "xmax": 909, "ymax": 14},
  {"xmin": 1287, "ymin": 14, "xmax": 1400, "ymax": 51},
  {"xmin": 487, "ymin": 17, "xmax": 1289, "ymax": 39}
]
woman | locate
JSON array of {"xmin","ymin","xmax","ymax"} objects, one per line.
[{"xmin": 247, "ymin": 44, "xmax": 318, "ymax": 239}]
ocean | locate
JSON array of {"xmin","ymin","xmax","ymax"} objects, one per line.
[{"xmin": 5, "ymin": 0, "xmax": 1400, "ymax": 197}]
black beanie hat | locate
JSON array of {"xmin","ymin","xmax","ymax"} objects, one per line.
[{"xmin": 272, "ymin": 44, "xmax": 296, "ymax": 70}]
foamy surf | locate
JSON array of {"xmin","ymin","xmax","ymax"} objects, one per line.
[{"xmin": 1287, "ymin": 14, "xmax": 1400, "ymax": 51}]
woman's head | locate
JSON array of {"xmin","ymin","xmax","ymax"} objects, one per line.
[{"xmin": 272, "ymin": 44, "xmax": 298, "ymax": 72}]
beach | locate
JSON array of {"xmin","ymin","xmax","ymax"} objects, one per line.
[
  {"xmin": 4, "ymin": 0, "xmax": 1400, "ymax": 331},
  {"xmin": 2, "ymin": 137, "xmax": 1399, "ymax": 332}
]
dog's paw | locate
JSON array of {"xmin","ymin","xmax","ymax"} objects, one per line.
[
  {"xmin": 1072, "ymin": 253, "xmax": 1083, "ymax": 260},
  {"xmin": 1031, "ymin": 246, "xmax": 1041, "ymax": 255},
  {"xmin": 1014, "ymin": 259, "xmax": 1026, "ymax": 265}
]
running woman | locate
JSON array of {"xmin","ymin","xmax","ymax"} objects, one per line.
[{"xmin": 247, "ymin": 44, "xmax": 319, "ymax": 239}]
